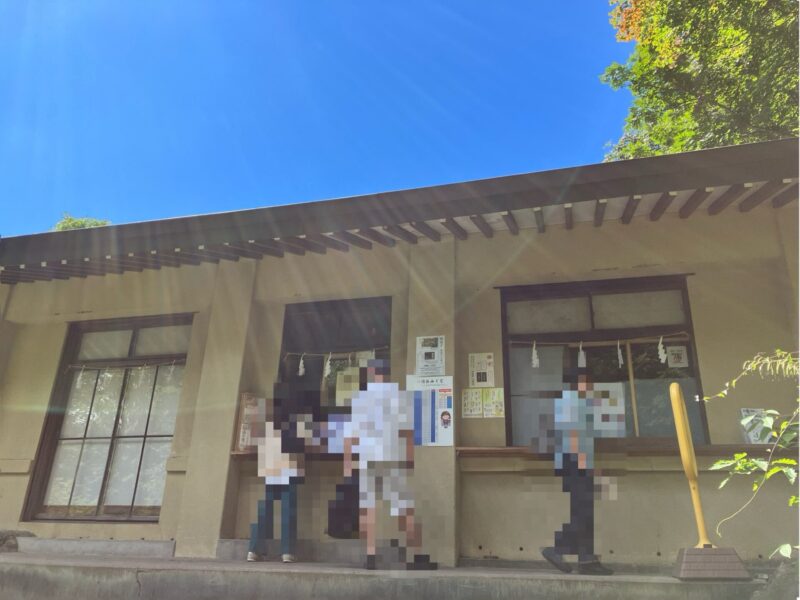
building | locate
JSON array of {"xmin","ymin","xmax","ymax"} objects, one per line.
[{"xmin": 0, "ymin": 138, "xmax": 797, "ymax": 568}]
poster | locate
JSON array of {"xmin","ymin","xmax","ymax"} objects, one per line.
[
  {"xmin": 482, "ymin": 388, "xmax": 505, "ymax": 418},
  {"xmin": 461, "ymin": 388, "xmax": 505, "ymax": 418},
  {"xmin": 462, "ymin": 389, "xmax": 483, "ymax": 418},
  {"xmin": 415, "ymin": 335, "xmax": 445, "ymax": 376},
  {"xmin": 666, "ymin": 345, "xmax": 689, "ymax": 368},
  {"xmin": 468, "ymin": 352, "xmax": 495, "ymax": 388},
  {"xmin": 406, "ymin": 375, "xmax": 454, "ymax": 446}
]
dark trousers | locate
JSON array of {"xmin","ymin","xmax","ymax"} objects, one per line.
[
  {"xmin": 554, "ymin": 453, "xmax": 596, "ymax": 561},
  {"xmin": 249, "ymin": 483, "xmax": 298, "ymax": 556}
]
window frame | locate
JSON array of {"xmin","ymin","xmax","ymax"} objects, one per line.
[
  {"xmin": 23, "ymin": 313, "xmax": 194, "ymax": 523},
  {"xmin": 499, "ymin": 275, "xmax": 709, "ymax": 448}
]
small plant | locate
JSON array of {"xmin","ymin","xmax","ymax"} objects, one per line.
[{"xmin": 706, "ymin": 350, "xmax": 798, "ymax": 559}]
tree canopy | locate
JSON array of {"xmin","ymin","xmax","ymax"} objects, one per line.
[
  {"xmin": 602, "ymin": 0, "xmax": 799, "ymax": 160},
  {"xmin": 53, "ymin": 214, "xmax": 111, "ymax": 231}
]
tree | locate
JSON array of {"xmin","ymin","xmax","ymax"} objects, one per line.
[
  {"xmin": 602, "ymin": 0, "xmax": 799, "ymax": 160},
  {"xmin": 53, "ymin": 214, "xmax": 110, "ymax": 231},
  {"xmin": 706, "ymin": 350, "xmax": 798, "ymax": 559}
]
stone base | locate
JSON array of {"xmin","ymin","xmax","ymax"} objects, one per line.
[{"xmin": 673, "ymin": 547, "xmax": 751, "ymax": 581}]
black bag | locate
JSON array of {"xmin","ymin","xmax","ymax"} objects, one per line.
[{"xmin": 327, "ymin": 475, "xmax": 360, "ymax": 539}]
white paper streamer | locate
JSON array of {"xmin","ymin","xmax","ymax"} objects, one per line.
[
  {"xmin": 617, "ymin": 340, "xmax": 624, "ymax": 368},
  {"xmin": 531, "ymin": 341, "xmax": 540, "ymax": 369},
  {"xmin": 578, "ymin": 341, "xmax": 586, "ymax": 368},
  {"xmin": 298, "ymin": 353, "xmax": 306, "ymax": 377},
  {"xmin": 657, "ymin": 336, "xmax": 667, "ymax": 364},
  {"xmin": 323, "ymin": 353, "xmax": 332, "ymax": 378}
]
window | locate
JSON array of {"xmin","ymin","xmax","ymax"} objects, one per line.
[
  {"xmin": 278, "ymin": 297, "xmax": 392, "ymax": 410},
  {"xmin": 501, "ymin": 276, "xmax": 708, "ymax": 447},
  {"xmin": 26, "ymin": 314, "xmax": 192, "ymax": 521}
]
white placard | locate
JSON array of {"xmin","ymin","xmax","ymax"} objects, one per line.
[
  {"xmin": 416, "ymin": 335, "xmax": 445, "ymax": 376},
  {"xmin": 462, "ymin": 389, "xmax": 483, "ymax": 418},
  {"xmin": 468, "ymin": 353, "xmax": 495, "ymax": 388},
  {"xmin": 666, "ymin": 345, "xmax": 689, "ymax": 368}
]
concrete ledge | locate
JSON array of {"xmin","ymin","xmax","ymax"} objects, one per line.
[
  {"xmin": 217, "ymin": 538, "xmax": 397, "ymax": 567},
  {"xmin": 17, "ymin": 538, "xmax": 175, "ymax": 559},
  {"xmin": 0, "ymin": 553, "xmax": 764, "ymax": 600}
]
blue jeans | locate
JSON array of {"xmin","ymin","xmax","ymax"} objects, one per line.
[{"xmin": 249, "ymin": 483, "xmax": 298, "ymax": 556}]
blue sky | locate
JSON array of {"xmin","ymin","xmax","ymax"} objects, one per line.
[{"xmin": 0, "ymin": 2, "xmax": 633, "ymax": 237}]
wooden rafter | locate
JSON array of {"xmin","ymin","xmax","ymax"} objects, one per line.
[
  {"xmin": 772, "ymin": 182, "xmax": 798, "ymax": 208},
  {"xmin": 678, "ymin": 188, "xmax": 713, "ymax": 218},
  {"xmin": 357, "ymin": 228, "xmax": 396, "ymax": 247},
  {"xmin": 706, "ymin": 184, "xmax": 748, "ymax": 216},
  {"xmin": 502, "ymin": 211, "xmax": 519, "ymax": 235},
  {"xmin": 593, "ymin": 200, "xmax": 606, "ymax": 227},
  {"xmin": 739, "ymin": 180, "xmax": 788, "ymax": 212},
  {"xmin": 441, "ymin": 217, "xmax": 468, "ymax": 240},
  {"xmin": 564, "ymin": 204, "xmax": 573, "ymax": 230},
  {"xmin": 649, "ymin": 192, "xmax": 676, "ymax": 221},
  {"xmin": 383, "ymin": 225, "xmax": 418, "ymax": 244},
  {"xmin": 306, "ymin": 234, "xmax": 349, "ymax": 252},
  {"xmin": 620, "ymin": 196, "xmax": 640, "ymax": 224},
  {"xmin": 410, "ymin": 221, "xmax": 441, "ymax": 242},
  {"xmin": 470, "ymin": 214, "xmax": 494, "ymax": 238},
  {"xmin": 331, "ymin": 231, "xmax": 372, "ymax": 250},
  {"xmin": 533, "ymin": 207, "xmax": 545, "ymax": 233},
  {"xmin": 282, "ymin": 236, "xmax": 327, "ymax": 255}
]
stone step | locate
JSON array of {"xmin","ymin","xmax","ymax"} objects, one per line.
[
  {"xmin": 0, "ymin": 553, "xmax": 765, "ymax": 600},
  {"xmin": 16, "ymin": 537, "xmax": 175, "ymax": 559}
]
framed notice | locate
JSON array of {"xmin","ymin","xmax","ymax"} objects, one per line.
[
  {"xmin": 468, "ymin": 353, "xmax": 495, "ymax": 388},
  {"xmin": 415, "ymin": 335, "xmax": 445, "ymax": 376},
  {"xmin": 234, "ymin": 393, "xmax": 266, "ymax": 453}
]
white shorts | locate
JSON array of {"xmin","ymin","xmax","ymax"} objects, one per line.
[{"xmin": 358, "ymin": 462, "xmax": 414, "ymax": 516}]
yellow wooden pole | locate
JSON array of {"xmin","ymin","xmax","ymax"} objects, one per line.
[{"xmin": 669, "ymin": 382, "xmax": 713, "ymax": 548}]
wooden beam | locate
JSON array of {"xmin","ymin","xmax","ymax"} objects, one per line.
[
  {"xmin": 271, "ymin": 239, "xmax": 306, "ymax": 256},
  {"xmin": 620, "ymin": 196, "xmax": 640, "ymax": 224},
  {"xmin": 564, "ymin": 204, "xmax": 574, "ymax": 230},
  {"xmin": 245, "ymin": 240, "xmax": 285, "ymax": 258},
  {"xmin": 305, "ymin": 234, "xmax": 349, "ymax": 252},
  {"xmin": 593, "ymin": 199, "xmax": 607, "ymax": 227},
  {"xmin": 679, "ymin": 187, "xmax": 713, "ymax": 218},
  {"xmin": 772, "ymin": 182, "xmax": 798, "ymax": 208},
  {"xmin": 410, "ymin": 221, "xmax": 441, "ymax": 242},
  {"xmin": 65, "ymin": 259, "xmax": 115, "ymax": 276},
  {"xmin": 533, "ymin": 207, "xmax": 545, "ymax": 233},
  {"xmin": 173, "ymin": 248, "xmax": 218, "ymax": 264},
  {"xmin": 502, "ymin": 211, "xmax": 519, "ymax": 235},
  {"xmin": 739, "ymin": 180, "xmax": 788, "ymax": 212},
  {"xmin": 383, "ymin": 225, "xmax": 418, "ymax": 244},
  {"xmin": 649, "ymin": 192, "xmax": 676, "ymax": 221},
  {"xmin": 194, "ymin": 245, "xmax": 241, "ymax": 261},
  {"xmin": 216, "ymin": 243, "xmax": 263, "ymax": 260},
  {"xmin": 282, "ymin": 236, "xmax": 327, "ymax": 255},
  {"xmin": 357, "ymin": 228, "xmax": 396, "ymax": 247},
  {"xmin": 470, "ymin": 214, "xmax": 494, "ymax": 238},
  {"xmin": 706, "ymin": 183, "xmax": 748, "ymax": 215},
  {"xmin": 331, "ymin": 231, "xmax": 372, "ymax": 250},
  {"xmin": 441, "ymin": 217, "xmax": 468, "ymax": 240},
  {"xmin": 169, "ymin": 250, "xmax": 203, "ymax": 266}
]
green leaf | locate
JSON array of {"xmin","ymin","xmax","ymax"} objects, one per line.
[
  {"xmin": 779, "ymin": 544, "xmax": 792, "ymax": 558},
  {"xmin": 718, "ymin": 475, "xmax": 732, "ymax": 489},
  {"xmin": 789, "ymin": 495, "xmax": 798, "ymax": 507}
]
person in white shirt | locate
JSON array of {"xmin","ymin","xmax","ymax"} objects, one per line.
[{"xmin": 342, "ymin": 359, "xmax": 436, "ymax": 570}]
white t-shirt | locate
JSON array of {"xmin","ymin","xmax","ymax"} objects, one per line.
[
  {"xmin": 347, "ymin": 382, "xmax": 413, "ymax": 465},
  {"xmin": 257, "ymin": 427, "xmax": 305, "ymax": 485}
]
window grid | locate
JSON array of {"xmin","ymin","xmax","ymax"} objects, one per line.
[{"xmin": 27, "ymin": 313, "xmax": 192, "ymax": 522}]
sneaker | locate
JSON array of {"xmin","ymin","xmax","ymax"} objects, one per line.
[
  {"xmin": 541, "ymin": 547, "xmax": 571, "ymax": 573},
  {"xmin": 406, "ymin": 554, "xmax": 438, "ymax": 570},
  {"xmin": 246, "ymin": 551, "xmax": 262, "ymax": 562},
  {"xmin": 281, "ymin": 554, "xmax": 296, "ymax": 563},
  {"xmin": 577, "ymin": 560, "xmax": 613, "ymax": 576}
]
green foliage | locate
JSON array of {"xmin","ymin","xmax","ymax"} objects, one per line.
[
  {"xmin": 53, "ymin": 214, "xmax": 110, "ymax": 231},
  {"xmin": 706, "ymin": 350, "xmax": 799, "ymax": 559},
  {"xmin": 603, "ymin": 0, "xmax": 799, "ymax": 160}
]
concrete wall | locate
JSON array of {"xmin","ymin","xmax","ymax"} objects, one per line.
[{"xmin": 0, "ymin": 201, "xmax": 795, "ymax": 566}]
